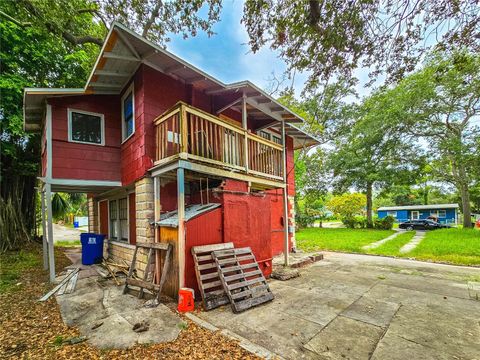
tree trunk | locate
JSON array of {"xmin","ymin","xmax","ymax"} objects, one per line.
[
  {"xmin": 366, "ymin": 181, "xmax": 373, "ymax": 228},
  {"xmin": 460, "ymin": 183, "xmax": 472, "ymax": 228},
  {"xmin": 457, "ymin": 162, "xmax": 472, "ymax": 228}
]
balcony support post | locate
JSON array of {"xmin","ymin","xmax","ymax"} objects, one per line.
[
  {"xmin": 242, "ymin": 94, "xmax": 249, "ymax": 172},
  {"xmin": 180, "ymin": 104, "xmax": 188, "ymax": 154},
  {"xmin": 281, "ymin": 120, "xmax": 290, "ymax": 266},
  {"xmin": 154, "ymin": 176, "xmax": 161, "ymax": 283},
  {"xmin": 177, "ymin": 167, "xmax": 186, "ymax": 289},
  {"xmin": 45, "ymin": 182, "xmax": 56, "ymax": 282}
]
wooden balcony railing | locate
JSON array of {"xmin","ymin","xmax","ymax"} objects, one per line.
[{"xmin": 154, "ymin": 102, "xmax": 284, "ymax": 181}]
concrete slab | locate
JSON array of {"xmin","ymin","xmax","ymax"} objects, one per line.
[
  {"xmin": 340, "ymin": 296, "xmax": 400, "ymax": 328},
  {"xmin": 197, "ymin": 252, "xmax": 480, "ymax": 359},
  {"xmin": 56, "ymin": 277, "xmax": 182, "ymax": 349},
  {"xmin": 304, "ymin": 316, "xmax": 384, "ymax": 359}
]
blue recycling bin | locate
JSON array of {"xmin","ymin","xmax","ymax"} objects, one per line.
[
  {"xmin": 73, "ymin": 221, "xmax": 79, "ymax": 228},
  {"xmin": 80, "ymin": 233, "xmax": 105, "ymax": 265}
]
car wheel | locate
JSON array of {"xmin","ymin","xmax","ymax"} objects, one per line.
[{"xmin": 406, "ymin": 226, "xmax": 413, "ymax": 231}]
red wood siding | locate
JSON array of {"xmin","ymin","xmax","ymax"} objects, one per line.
[
  {"xmin": 184, "ymin": 208, "xmax": 223, "ymax": 294},
  {"xmin": 48, "ymin": 95, "xmax": 121, "ymax": 182},
  {"xmin": 99, "ymin": 200, "xmax": 108, "ymax": 236},
  {"xmin": 128, "ymin": 192, "xmax": 136, "ymax": 244}
]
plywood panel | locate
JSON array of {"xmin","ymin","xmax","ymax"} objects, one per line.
[{"xmin": 158, "ymin": 226, "xmax": 178, "ymax": 299}]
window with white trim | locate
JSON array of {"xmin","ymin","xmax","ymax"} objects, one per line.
[
  {"xmin": 119, "ymin": 198, "xmax": 128, "ymax": 240},
  {"xmin": 109, "ymin": 197, "xmax": 128, "ymax": 242},
  {"xmin": 411, "ymin": 210, "xmax": 419, "ymax": 220},
  {"xmin": 109, "ymin": 200, "xmax": 118, "ymax": 239},
  {"xmin": 387, "ymin": 211, "xmax": 397, "ymax": 217},
  {"xmin": 68, "ymin": 109, "xmax": 104, "ymax": 145},
  {"xmin": 431, "ymin": 210, "xmax": 446, "ymax": 218},
  {"xmin": 121, "ymin": 83, "xmax": 135, "ymax": 141}
]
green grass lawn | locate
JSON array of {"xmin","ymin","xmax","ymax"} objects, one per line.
[
  {"xmin": 406, "ymin": 228, "xmax": 480, "ymax": 266},
  {"xmin": 366, "ymin": 231, "xmax": 415, "ymax": 256},
  {"xmin": 296, "ymin": 227, "xmax": 480, "ymax": 266},
  {"xmin": 296, "ymin": 228, "xmax": 395, "ymax": 253}
]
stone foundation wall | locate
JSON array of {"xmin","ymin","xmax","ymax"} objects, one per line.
[
  {"xmin": 108, "ymin": 242, "xmax": 149, "ymax": 278},
  {"xmin": 87, "ymin": 197, "xmax": 99, "ymax": 233},
  {"xmin": 135, "ymin": 177, "xmax": 155, "ymax": 243}
]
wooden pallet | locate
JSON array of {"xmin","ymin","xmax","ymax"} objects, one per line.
[
  {"xmin": 212, "ymin": 247, "xmax": 274, "ymax": 313},
  {"xmin": 191, "ymin": 242, "xmax": 234, "ymax": 310},
  {"xmin": 123, "ymin": 242, "xmax": 172, "ymax": 301}
]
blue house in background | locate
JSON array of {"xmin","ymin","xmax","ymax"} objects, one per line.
[{"xmin": 377, "ymin": 204, "xmax": 459, "ymax": 225}]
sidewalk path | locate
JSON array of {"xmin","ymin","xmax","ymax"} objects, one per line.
[
  {"xmin": 362, "ymin": 230, "xmax": 401, "ymax": 250},
  {"xmin": 399, "ymin": 231, "xmax": 426, "ymax": 253}
]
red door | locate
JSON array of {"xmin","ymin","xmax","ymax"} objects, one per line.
[{"xmin": 99, "ymin": 200, "xmax": 108, "ymax": 236}]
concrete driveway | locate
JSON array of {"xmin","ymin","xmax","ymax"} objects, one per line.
[{"xmin": 197, "ymin": 252, "xmax": 480, "ymax": 359}]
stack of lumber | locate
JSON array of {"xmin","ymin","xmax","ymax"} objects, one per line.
[{"xmin": 39, "ymin": 268, "xmax": 80, "ymax": 301}]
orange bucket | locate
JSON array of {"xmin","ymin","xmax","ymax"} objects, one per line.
[{"xmin": 178, "ymin": 288, "xmax": 195, "ymax": 312}]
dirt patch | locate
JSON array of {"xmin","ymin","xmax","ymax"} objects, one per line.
[{"xmin": 0, "ymin": 245, "xmax": 259, "ymax": 359}]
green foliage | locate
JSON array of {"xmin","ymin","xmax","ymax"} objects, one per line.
[
  {"xmin": 327, "ymin": 193, "xmax": 366, "ymax": 219},
  {"xmin": 342, "ymin": 216, "xmax": 367, "ymax": 229},
  {"xmin": 0, "ymin": 1, "xmax": 101, "ymax": 251},
  {"xmin": 242, "ymin": 1, "xmax": 480, "ymax": 90},
  {"xmin": 368, "ymin": 51, "xmax": 480, "ymax": 227},
  {"xmin": 373, "ymin": 216, "xmax": 395, "ymax": 230}
]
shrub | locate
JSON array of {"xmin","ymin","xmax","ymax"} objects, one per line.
[
  {"xmin": 342, "ymin": 216, "xmax": 367, "ymax": 229},
  {"xmin": 374, "ymin": 215, "xmax": 395, "ymax": 230}
]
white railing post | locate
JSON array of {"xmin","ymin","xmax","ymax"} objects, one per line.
[{"xmin": 242, "ymin": 94, "xmax": 249, "ymax": 173}]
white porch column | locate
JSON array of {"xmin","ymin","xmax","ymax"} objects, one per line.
[
  {"xmin": 40, "ymin": 187, "xmax": 48, "ymax": 270},
  {"xmin": 177, "ymin": 168, "xmax": 186, "ymax": 289},
  {"xmin": 45, "ymin": 182, "xmax": 55, "ymax": 282},
  {"xmin": 281, "ymin": 120, "xmax": 289, "ymax": 266}
]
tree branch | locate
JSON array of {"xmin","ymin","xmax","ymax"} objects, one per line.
[
  {"xmin": 20, "ymin": 0, "xmax": 103, "ymax": 46},
  {"xmin": 142, "ymin": 0, "xmax": 163, "ymax": 37},
  {"xmin": 0, "ymin": 10, "xmax": 32, "ymax": 27}
]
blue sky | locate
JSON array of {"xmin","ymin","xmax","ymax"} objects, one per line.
[{"xmin": 166, "ymin": 1, "xmax": 309, "ymax": 96}]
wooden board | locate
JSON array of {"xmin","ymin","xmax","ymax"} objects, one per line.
[
  {"xmin": 191, "ymin": 242, "xmax": 234, "ymax": 310},
  {"xmin": 212, "ymin": 247, "xmax": 274, "ymax": 313}
]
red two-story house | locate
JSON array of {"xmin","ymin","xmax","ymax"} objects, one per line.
[{"xmin": 24, "ymin": 23, "xmax": 318, "ymax": 296}]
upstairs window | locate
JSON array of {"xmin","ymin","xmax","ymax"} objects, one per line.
[
  {"xmin": 122, "ymin": 83, "xmax": 135, "ymax": 142},
  {"xmin": 68, "ymin": 109, "xmax": 104, "ymax": 145}
]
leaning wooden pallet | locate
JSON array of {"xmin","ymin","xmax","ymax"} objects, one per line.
[
  {"xmin": 123, "ymin": 242, "xmax": 172, "ymax": 301},
  {"xmin": 212, "ymin": 247, "xmax": 274, "ymax": 313},
  {"xmin": 191, "ymin": 242, "xmax": 234, "ymax": 310}
]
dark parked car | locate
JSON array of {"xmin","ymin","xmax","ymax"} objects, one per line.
[{"xmin": 399, "ymin": 219, "xmax": 450, "ymax": 231}]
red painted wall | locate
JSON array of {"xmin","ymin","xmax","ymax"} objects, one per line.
[
  {"xmin": 184, "ymin": 208, "xmax": 223, "ymax": 294},
  {"xmin": 48, "ymin": 95, "xmax": 121, "ymax": 181}
]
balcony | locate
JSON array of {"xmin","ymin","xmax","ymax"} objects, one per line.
[{"xmin": 153, "ymin": 102, "xmax": 285, "ymax": 185}]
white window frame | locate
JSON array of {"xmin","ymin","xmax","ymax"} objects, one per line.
[
  {"xmin": 121, "ymin": 82, "xmax": 135, "ymax": 143},
  {"xmin": 108, "ymin": 196, "xmax": 129, "ymax": 243},
  {"xmin": 386, "ymin": 211, "xmax": 397, "ymax": 217},
  {"xmin": 431, "ymin": 210, "xmax": 446, "ymax": 218},
  {"xmin": 411, "ymin": 210, "xmax": 419, "ymax": 220},
  {"xmin": 67, "ymin": 108, "xmax": 105, "ymax": 146}
]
